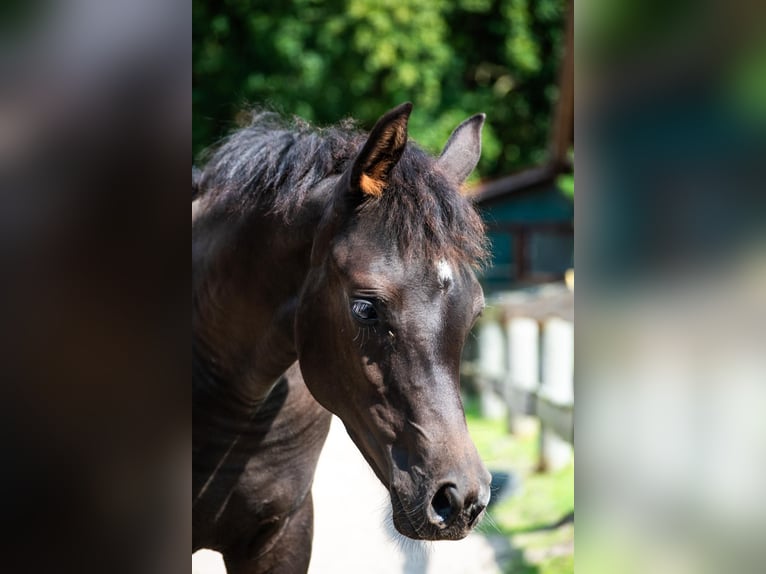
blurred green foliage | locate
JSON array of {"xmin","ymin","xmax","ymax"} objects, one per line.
[
  {"xmin": 557, "ymin": 148, "xmax": 574, "ymax": 197},
  {"xmin": 193, "ymin": 0, "xmax": 567, "ymax": 179}
]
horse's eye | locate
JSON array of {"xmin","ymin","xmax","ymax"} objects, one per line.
[{"xmin": 350, "ymin": 298, "xmax": 378, "ymax": 324}]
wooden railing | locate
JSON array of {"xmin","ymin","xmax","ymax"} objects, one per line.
[{"xmin": 462, "ymin": 283, "xmax": 574, "ymax": 471}]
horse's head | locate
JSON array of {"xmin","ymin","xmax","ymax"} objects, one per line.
[{"xmin": 296, "ymin": 103, "xmax": 491, "ymax": 541}]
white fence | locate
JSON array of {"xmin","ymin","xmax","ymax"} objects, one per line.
[{"xmin": 463, "ymin": 283, "xmax": 574, "ymax": 471}]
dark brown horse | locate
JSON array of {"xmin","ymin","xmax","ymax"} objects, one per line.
[{"xmin": 193, "ymin": 103, "xmax": 491, "ymax": 573}]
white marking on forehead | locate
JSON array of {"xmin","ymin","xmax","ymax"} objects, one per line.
[{"xmin": 436, "ymin": 259, "xmax": 453, "ymax": 285}]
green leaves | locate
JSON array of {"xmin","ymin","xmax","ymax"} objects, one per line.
[{"xmin": 193, "ymin": 0, "xmax": 567, "ymax": 180}]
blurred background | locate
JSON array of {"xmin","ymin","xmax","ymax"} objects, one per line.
[
  {"xmin": 577, "ymin": 1, "xmax": 766, "ymax": 573},
  {"xmin": 192, "ymin": 0, "xmax": 573, "ymax": 181},
  {"xmin": 193, "ymin": 1, "xmax": 574, "ymax": 573}
]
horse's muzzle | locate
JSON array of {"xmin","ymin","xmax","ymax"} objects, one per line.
[
  {"xmin": 391, "ymin": 473, "xmax": 491, "ymax": 540},
  {"xmin": 428, "ymin": 482, "xmax": 487, "ymax": 529}
]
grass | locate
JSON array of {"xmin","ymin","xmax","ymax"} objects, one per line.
[{"xmin": 464, "ymin": 397, "xmax": 574, "ymax": 574}]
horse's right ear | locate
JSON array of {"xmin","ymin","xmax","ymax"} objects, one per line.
[
  {"xmin": 350, "ymin": 102, "xmax": 412, "ymax": 199},
  {"xmin": 437, "ymin": 113, "xmax": 485, "ymax": 184}
]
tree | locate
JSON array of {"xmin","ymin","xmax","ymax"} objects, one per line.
[{"xmin": 193, "ymin": 0, "xmax": 567, "ymax": 180}]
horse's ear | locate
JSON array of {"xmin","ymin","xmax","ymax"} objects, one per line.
[
  {"xmin": 437, "ymin": 113, "xmax": 485, "ymax": 184},
  {"xmin": 350, "ymin": 102, "xmax": 413, "ymax": 198}
]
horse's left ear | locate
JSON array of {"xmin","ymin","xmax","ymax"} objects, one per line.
[
  {"xmin": 351, "ymin": 102, "xmax": 413, "ymax": 198},
  {"xmin": 437, "ymin": 113, "xmax": 485, "ymax": 184}
]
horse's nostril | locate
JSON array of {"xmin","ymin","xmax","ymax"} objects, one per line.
[{"xmin": 430, "ymin": 484, "xmax": 461, "ymax": 526}]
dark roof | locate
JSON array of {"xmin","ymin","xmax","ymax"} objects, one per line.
[{"xmin": 468, "ymin": 163, "xmax": 566, "ymax": 206}]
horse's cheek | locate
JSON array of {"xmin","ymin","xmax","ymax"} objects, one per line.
[{"xmin": 295, "ymin": 286, "xmax": 342, "ymax": 402}]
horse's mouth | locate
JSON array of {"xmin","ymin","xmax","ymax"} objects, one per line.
[{"xmin": 344, "ymin": 424, "xmax": 488, "ymax": 541}]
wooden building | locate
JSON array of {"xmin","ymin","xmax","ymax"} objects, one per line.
[{"xmin": 470, "ymin": 0, "xmax": 573, "ymax": 294}]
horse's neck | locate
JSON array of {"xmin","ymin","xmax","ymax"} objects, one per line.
[{"xmin": 192, "ymin": 202, "xmax": 319, "ymax": 404}]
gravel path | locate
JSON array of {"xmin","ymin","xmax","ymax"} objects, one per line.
[{"xmin": 193, "ymin": 416, "xmax": 511, "ymax": 574}]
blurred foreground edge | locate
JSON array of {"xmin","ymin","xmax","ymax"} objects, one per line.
[
  {"xmin": 0, "ymin": 1, "xmax": 189, "ymax": 573},
  {"xmin": 577, "ymin": 0, "xmax": 766, "ymax": 573}
]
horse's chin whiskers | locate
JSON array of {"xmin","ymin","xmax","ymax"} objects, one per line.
[
  {"xmin": 391, "ymin": 529, "xmax": 432, "ymax": 561},
  {"xmin": 385, "ymin": 504, "xmax": 432, "ymax": 558},
  {"xmin": 376, "ymin": 491, "xmax": 393, "ymax": 515},
  {"xmin": 390, "ymin": 489, "xmax": 434, "ymax": 541}
]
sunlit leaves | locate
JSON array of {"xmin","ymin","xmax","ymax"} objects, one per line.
[{"xmin": 193, "ymin": 0, "xmax": 567, "ymax": 179}]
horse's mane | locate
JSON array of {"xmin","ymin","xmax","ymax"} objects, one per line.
[{"xmin": 197, "ymin": 110, "xmax": 488, "ymax": 268}]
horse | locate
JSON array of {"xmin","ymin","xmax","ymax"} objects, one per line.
[{"xmin": 193, "ymin": 102, "xmax": 491, "ymax": 574}]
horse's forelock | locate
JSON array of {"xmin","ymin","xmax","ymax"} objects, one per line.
[
  {"xmin": 196, "ymin": 111, "xmax": 487, "ymax": 269},
  {"xmin": 357, "ymin": 146, "xmax": 489, "ymax": 270}
]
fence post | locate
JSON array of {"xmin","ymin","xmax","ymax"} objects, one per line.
[
  {"xmin": 538, "ymin": 316, "xmax": 574, "ymax": 471},
  {"xmin": 505, "ymin": 316, "xmax": 539, "ymax": 434},
  {"xmin": 476, "ymin": 318, "xmax": 507, "ymax": 419}
]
